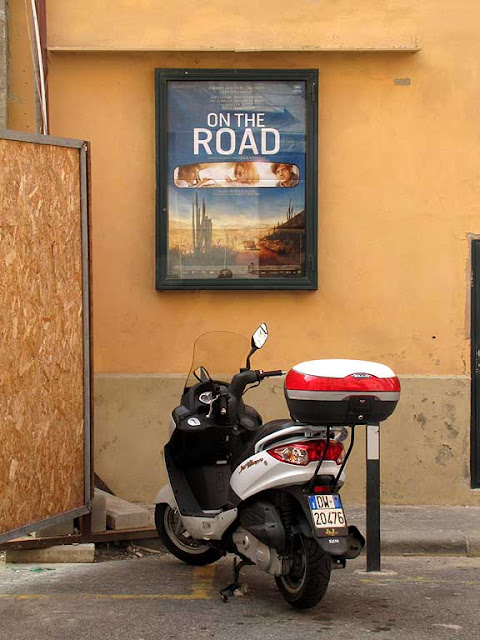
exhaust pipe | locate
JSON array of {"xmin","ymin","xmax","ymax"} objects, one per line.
[{"xmin": 346, "ymin": 525, "xmax": 365, "ymax": 559}]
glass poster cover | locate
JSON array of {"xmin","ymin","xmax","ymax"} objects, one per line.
[{"xmin": 155, "ymin": 70, "xmax": 318, "ymax": 290}]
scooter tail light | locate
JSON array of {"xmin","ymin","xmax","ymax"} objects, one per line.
[{"xmin": 267, "ymin": 440, "xmax": 345, "ymax": 466}]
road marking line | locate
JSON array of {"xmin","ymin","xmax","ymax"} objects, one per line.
[
  {"xmin": 433, "ymin": 624, "xmax": 463, "ymax": 631},
  {"xmin": 359, "ymin": 576, "xmax": 480, "ymax": 586},
  {"xmin": 0, "ymin": 564, "xmax": 218, "ymax": 601},
  {"xmin": 95, "ymin": 565, "xmax": 216, "ymax": 600},
  {"xmin": 0, "ymin": 595, "xmax": 49, "ymax": 599},
  {"xmin": 191, "ymin": 565, "xmax": 216, "ymax": 599}
]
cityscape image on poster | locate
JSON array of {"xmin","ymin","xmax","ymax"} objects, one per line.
[{"xmin": 165, "ymin": 78, "xmax": 308, "ymax": 281}]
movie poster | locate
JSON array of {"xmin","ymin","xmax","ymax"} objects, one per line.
[{"xmin": 156, "ymin": 71, "xmax": 317, "ymax": 289}]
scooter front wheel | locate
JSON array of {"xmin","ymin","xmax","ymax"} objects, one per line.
[
  {"xmin": 275, "ymin": 535, "xmax": 331, "ymax": 610},
  {"xmin": 155, "ymin": 504, "xmax": 222, "ymax": 566}
]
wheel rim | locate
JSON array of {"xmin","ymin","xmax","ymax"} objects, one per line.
[
  {"xmin": 281, "ymin": 536, "xmax": 307, "ymax": 594},
  {"xmin": 163, "ymin": 507, "xmax": 212, "ymax": 555}
]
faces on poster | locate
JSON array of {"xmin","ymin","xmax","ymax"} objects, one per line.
[{"xmin": 174, "ymin": 161, "xmax": 300, "ymax": 188}]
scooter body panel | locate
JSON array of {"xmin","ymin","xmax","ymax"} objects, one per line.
[
  {"xmin": 231, "ymin": 450, "xmax": 345, "ymax": 502},
  {"xmin": 154, "ymin": 482, "xmax": 176, "ymax": 507},
  {"xmin": 181, "ymin": 509, "xmax": 238, "ymax": 540},
  {"xmin": 154, "ymin": 481, "xmax": 238, "ymax": 540}
]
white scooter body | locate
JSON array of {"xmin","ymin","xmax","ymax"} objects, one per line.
[
  {"xmin": 155, "ymin": 419, "xmax": 346, "ymax": 542},
  {"xmin": 154, "ymin": 325, "xmax": 399, "ymax": 609}
]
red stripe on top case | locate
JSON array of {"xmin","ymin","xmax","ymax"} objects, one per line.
[{"xmin": 285, "ymin": 369, "xmax": 401, "ymax": 393}]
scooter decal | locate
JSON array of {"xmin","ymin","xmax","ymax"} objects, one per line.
[{"xmin": 239, "ymin": 457, "xmax": 268, "ymax": 473}]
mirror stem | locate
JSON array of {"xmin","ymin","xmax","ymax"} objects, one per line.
[{"xmin": 245, "ymin": 347, "xmax": 256, "ymax": 370}]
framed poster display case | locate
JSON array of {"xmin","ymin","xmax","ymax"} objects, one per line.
[{"xmin": 155, "ymin": 69, "xmax": 318, "ymax": 290}]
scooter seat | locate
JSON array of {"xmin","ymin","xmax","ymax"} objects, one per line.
[{"xmin": 232, "ymin": 418, "xmax": 295, "ymax": 468}]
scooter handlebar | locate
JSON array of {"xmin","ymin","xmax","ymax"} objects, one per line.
[
  {"xmin": 258, "ymin": 369, "xmax": 286, "ymax": 379},
  {"xmin": 228, "ymin": 369, "xmax": 285, "ymax": 399}
]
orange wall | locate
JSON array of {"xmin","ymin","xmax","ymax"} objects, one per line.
[
  {"xmin": 7, "ymin": 0, "xmax": 36, "ymax": 132},
  {"xmin": 45, "ymin": 0, "xmax": 419, "ymax": 52},
  {"xmin": 10, "ymin": 2, "xmax": 480, "ymax": 375}
]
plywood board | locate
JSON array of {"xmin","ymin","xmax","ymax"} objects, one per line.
[{"xmin": 0, "ymin": 134, "xmax": 90, "ymax": 539}]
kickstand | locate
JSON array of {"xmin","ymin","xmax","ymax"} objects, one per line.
[{"xmin": 220, "ymin": 558, "xmax": 253, "ymax": 602}]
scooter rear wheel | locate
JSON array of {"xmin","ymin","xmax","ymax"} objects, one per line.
[
  {"xmin": 155, "ymin": 504, "xmax": 222, "ymax": 566},
  {"xmin": 275, "ymin": 535, "xmax": 331, "ymax": 609}
]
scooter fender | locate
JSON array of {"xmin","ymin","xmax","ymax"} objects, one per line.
[{"xmin": 154, "ymin": 483, "xmax": 176, "ymax": 508}]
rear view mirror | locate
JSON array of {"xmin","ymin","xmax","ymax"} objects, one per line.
[
  {"xmin": 252, "ymin": 323, "xmax": 268, "ymax": 350},
  {"xmin": 245, "ymin": 323, "xmax": 269, "ymax": 369}
]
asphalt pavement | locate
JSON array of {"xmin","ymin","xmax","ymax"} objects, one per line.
[
  {"xmin": 2, "ymin": 504, "xmax": 480, "ymax": 639},
  {"xmin": 1, "ymin": 553, "xmax": 480, "ymax": 640}
]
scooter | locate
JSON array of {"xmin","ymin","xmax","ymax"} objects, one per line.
[{"xmin": 155, "ymin": 324, "xmax": 400, "ymax": 609}]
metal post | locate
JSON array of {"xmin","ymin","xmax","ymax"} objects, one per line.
[
  {"xmin": 0, "ymin": 0, "xmax": 7, "ymax": 128},
  {"xmin": 366, "ymin": 423, "xmax": 380, "ymax": 571}
]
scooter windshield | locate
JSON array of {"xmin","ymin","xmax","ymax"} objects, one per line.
[{"xmin": 184, "ymin": 331, "xmax": 250, "ymax": 392}]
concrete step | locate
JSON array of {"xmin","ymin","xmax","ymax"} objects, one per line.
[
  {"xmin": 30, "ymin": 490, "xmax": 107, "ymax": 538},
  {"xmin": 4, "ymin": 543, "xmax": 95, "ymax": 564},
  {"xmin": 32, "ymin": 519, "xmax": 75, "ymax": 538},
  {"xmin": 97, "ymin": 490, "xmax": 154, "ymax": 530}
]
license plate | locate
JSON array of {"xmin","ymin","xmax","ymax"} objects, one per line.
[{"xmin": 308, "ymin": 494, "xmax": 346, "ymax": 529}]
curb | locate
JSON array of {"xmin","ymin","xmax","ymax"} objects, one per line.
[
  {"xmin": 138, "ymin": 532, "xmax": 480, "ymax": 558},
  {"xmin": 381, "ymin": 530, "xmax": 480, "ymax": 557},
  {"xmin": 465, "ymin": 530, "xmax": 480, "ymax": 557}
]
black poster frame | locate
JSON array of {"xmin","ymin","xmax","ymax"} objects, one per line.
[{"xmin": 155, "ymin": 69, "xmax": 318, "ymax": 290}]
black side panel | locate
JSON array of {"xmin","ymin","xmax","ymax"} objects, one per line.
[
  {"xmin": 164, "ymin": 443, "xmax": 203, "ymax": 516},
  {"xmin": 239, "ymin": 500, "xmax": 286, "ymax": 550},
  {"xmin": 185, "ymin": 465, "xmax": 231, "ymax": 510}
]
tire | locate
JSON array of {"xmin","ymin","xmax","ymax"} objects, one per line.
[
  {"xmin": 275, "ymin": 535, "xmax": 331, "ymax": 610},
  {"xmin": 154, "ymin": 503, "xmax": 222, "ymax": 566}
]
